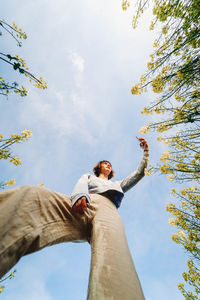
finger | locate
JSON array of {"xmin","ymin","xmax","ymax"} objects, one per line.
[
  {"xmin": 82, "ymin": 198, "xmax": 87, "ymax": 206},
  {"xmin": 73, "ymin": 204, "xmax": 79, "ymax": 212},
  {"xmin": 81, "ymin": 205, "xmax": 86, "ymax": 212},
  {"xmin": 73, "ymin": 200, "xmax": 82, "ymax": 212},
  {"xmin": 73, "ymin": 203, "xmax": 80, "ymax": 212},
  {"xmin": 76, "ymin": 205, "xmax": 83, "ymax": 214},
  {"xmin": 76, "ymin": 199, "xmax": 81, "ymax": 206},
  {"xmin": 82, "ymin": 200, "xmax": 86, "ymax": 208},
  {"xmin": 82, "ymin": 201, "xmax": 87, "ymax": 210},
  {"xmin": 78, "ymin": 200, "xmax": 86, "ymax": 213},
  {"xmin": 80, "ymin": 199, "xmax": 86, "ymax": 211}
]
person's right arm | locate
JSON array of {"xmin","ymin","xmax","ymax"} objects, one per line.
[{"xmin": 71, "ymin": 174, "xmax": 90, "ymax": 214}]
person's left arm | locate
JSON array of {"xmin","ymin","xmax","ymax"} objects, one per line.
[{"xmin": 120, "ymin": 138, "xmax": 149, "ymax": 193}]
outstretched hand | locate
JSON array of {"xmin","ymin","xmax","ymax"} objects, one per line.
[
  {"xmin": 73, "ymin": 196, "xmax": 88, "ymax": 215},
  {"xmin": 137, "ymin": 137, "xmax": 148, "ymax": 151}
]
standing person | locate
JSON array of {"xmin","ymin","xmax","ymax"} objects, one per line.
[{"xmin": 0, "ymin": 138, "xmax": 149, "ymax": 300}]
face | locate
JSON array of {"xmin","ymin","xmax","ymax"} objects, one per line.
[{"xmin": 100, "ymin": 161, "xmax": 112, "ymax": 177}]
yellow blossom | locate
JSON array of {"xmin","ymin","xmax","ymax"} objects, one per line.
[
  {"xmin": 172, "ymin": 233, "xmax": 180, "ymax": 243},
  {"xmin": 144, "ymin": 168, "xmax": 152, "ymax": 176},
  {"xmin": 149, "ymin": 21, "xmax": 154, "ymax": 30},
  {"xmin": 131, "ymin": 84, "xmax": 140, "ymax": 95},
  {"xmin": 11, "ymin": 134, "xmax": 21, "ymax": 139},
  {"xmin": 139, "ymin": 125, "xmax": 150, "ymax": 134},
  {"xmin": 153, "ymin": 41, "xmax": 159, "ymax": 48},
  {"xmin": 12, "ymin": 22, "xmax": 18, "ymax": 30},
  {"xmin": 166, "ymin": 203, "xmax": 175, "ymax": 213},
  {"xmin": 5, "ymin": 179, "xmax": 16, "ymax": 186},
  {"xmin": 168, "ymin": 218, "xmax": 177, "ymax": 226},
  {"xmin": 178, "ymin": 283, "xmax": 184, "ymax": 289},
  {"xmin": 189, "ymin": 186, "xmax": 196, "ymax": 192},
  {"xmin": 178, "ymin": 230, "xmax": 185, "ymax": 236},
  {"xmin": 21, "ymin": 86, "xmax": 28, "ymax": 96},
  {"xmin": 163, "ymin": 139, "xmax": 170, "ymax": 144},
  {"xmin": 9, "ymin": 156, "xmax": 22, "ymax": 166},
  {"xmin": 157, "ymin": 136, "xmax": 162, "ymax": 142},
  {"xmin": 157, "ymin": 124, "xmax": 171, "ymax": 132},
  {"xmin": 181, "ymin": 201, "xmax": 187, "ymax": 208},
  {"xmin": 132, "ymin": 16, "xmax": 138, "ymax": 29},
  {"xmin": 180, "ymin": 189, "xmax": 187, "ymax": 196},
  {"xmin": 160, "ymin": 152, "xmax": 171, "ymax": 162},
  {"xmin": 21, "ymin": 130, "xmax": 32, "ymax": 139},
  {"xmin": 160, "ymin": 164, "xmax": 172, "ymax": 174},
  {"xmin": 122, "ymin": 0, "xmax": 130, "ymax": 10},
  {"xmin": 147, "ymin": 62, "xmax": 154, "ymax": 70},
  {"xmin": 149, "ymin": 54, "xmax": 154, "ymax": 61},
  {"xmin": 176, "ymin": 71, "xmax": 184, "ymax": 80},
  {"xmin": 151, "ymin": 75, "xmax": 164, "ymax": 93},
  {"xmin": 167, "ymin": 174, "xmax": 174, "ymax": 181},
  {"xmin": 174, "ymin": 93, "xmax": 181, "ymax": 101},
  {"xmin": 34, "ymin": 77, "xmax": 47, "ymax": 89},
  {"xmin": 162, "ymin": 26, "xmax": 168, "ymax": 35},
  {"xmin": 38, "ymin": 183, "xmax": 45, "ymax": 187},
  {"xmin": 141, "ymin": 107, "xmax": 151, "ymax": 115}
]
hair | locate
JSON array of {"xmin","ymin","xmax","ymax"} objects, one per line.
[{"xmin": 93, "ymin": 160, "xmax": 114, "ymax": 180}]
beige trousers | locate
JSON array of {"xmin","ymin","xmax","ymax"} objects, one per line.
[{"xmin": 0, "ymin": 185, "xmax": 145, "ymax": 300}]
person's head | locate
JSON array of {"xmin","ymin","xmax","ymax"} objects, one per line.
[{"xmin": 93, "ymin": 160, "xmax": 114, "ymax": 180}]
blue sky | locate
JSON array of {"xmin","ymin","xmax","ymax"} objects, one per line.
[{"xmin": 1, "ymin": 1, "xmax": 186, "ymax": 299}]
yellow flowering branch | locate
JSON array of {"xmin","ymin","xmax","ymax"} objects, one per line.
[
  {"xmin": 166, "ymin": 187, "xmax": 200, "ymax": 298},
  {"xmin": 0, "ymin": 19, "xmax": 47, "ymax": 100},
  {"xmin": 0, "ymin": 131, "xmax": 32, "ymax": 189},
  {"xmin": 0, "ymin": 270, "xmax": 16, "ymax": 294},
  {"xmin": 122, "ymin": 1, "xmax": 200, "ymax": 296}
]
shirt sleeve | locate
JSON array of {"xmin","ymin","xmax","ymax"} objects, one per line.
[
  {"xmin": 120, "ymin": 151, "xmax": 149, "ymax": 193},
  {"xmin": 71, "ymin": 173, "xmax": 91, "ymax": 206}
]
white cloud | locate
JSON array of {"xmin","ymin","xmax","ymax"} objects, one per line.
[
  {"xmin": 68, "ymin": 51, "xmax": 85, "ymax": 73},
  {"xmin": 19, "ymin": 86, "xmax": 105, "ymax": 148}
]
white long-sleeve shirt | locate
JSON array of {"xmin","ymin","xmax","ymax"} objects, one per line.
[{"xmin": 71, "ymin": 151, "xmax": 149, "ymax": 208}]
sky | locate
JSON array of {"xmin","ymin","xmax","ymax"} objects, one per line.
[{"xmin": 1, "ymin": 1, "xmax": 187, "ymax": 299}]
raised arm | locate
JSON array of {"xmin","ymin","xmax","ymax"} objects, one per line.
[{"xmin": 120, "ymin": 138, "xmax": 149, "ymax": 193}]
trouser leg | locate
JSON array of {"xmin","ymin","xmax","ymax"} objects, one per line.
[
  {"xmin": 0, "ymin": 188, "xmax": 145, "ymax": 299},
  {"xmin": 0, "ymin": 185, "xmax": 88, "ymax": 278},
  {"xmin": 87, "ymin": 195, "xmax": 145, "ymax": 300}
]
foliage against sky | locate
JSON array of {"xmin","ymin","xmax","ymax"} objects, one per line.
[
  {"xmin": 122, "ymin": 0, "xmax": 200, "ymax": 298},
  {"xmin": 0, "ymin": 20, "xmax": 47, "ymax": 190}
]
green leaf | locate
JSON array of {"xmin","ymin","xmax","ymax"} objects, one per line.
[{"xmin": 13, "ymin": 63, "xmax": 20, "ymax": 70}]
